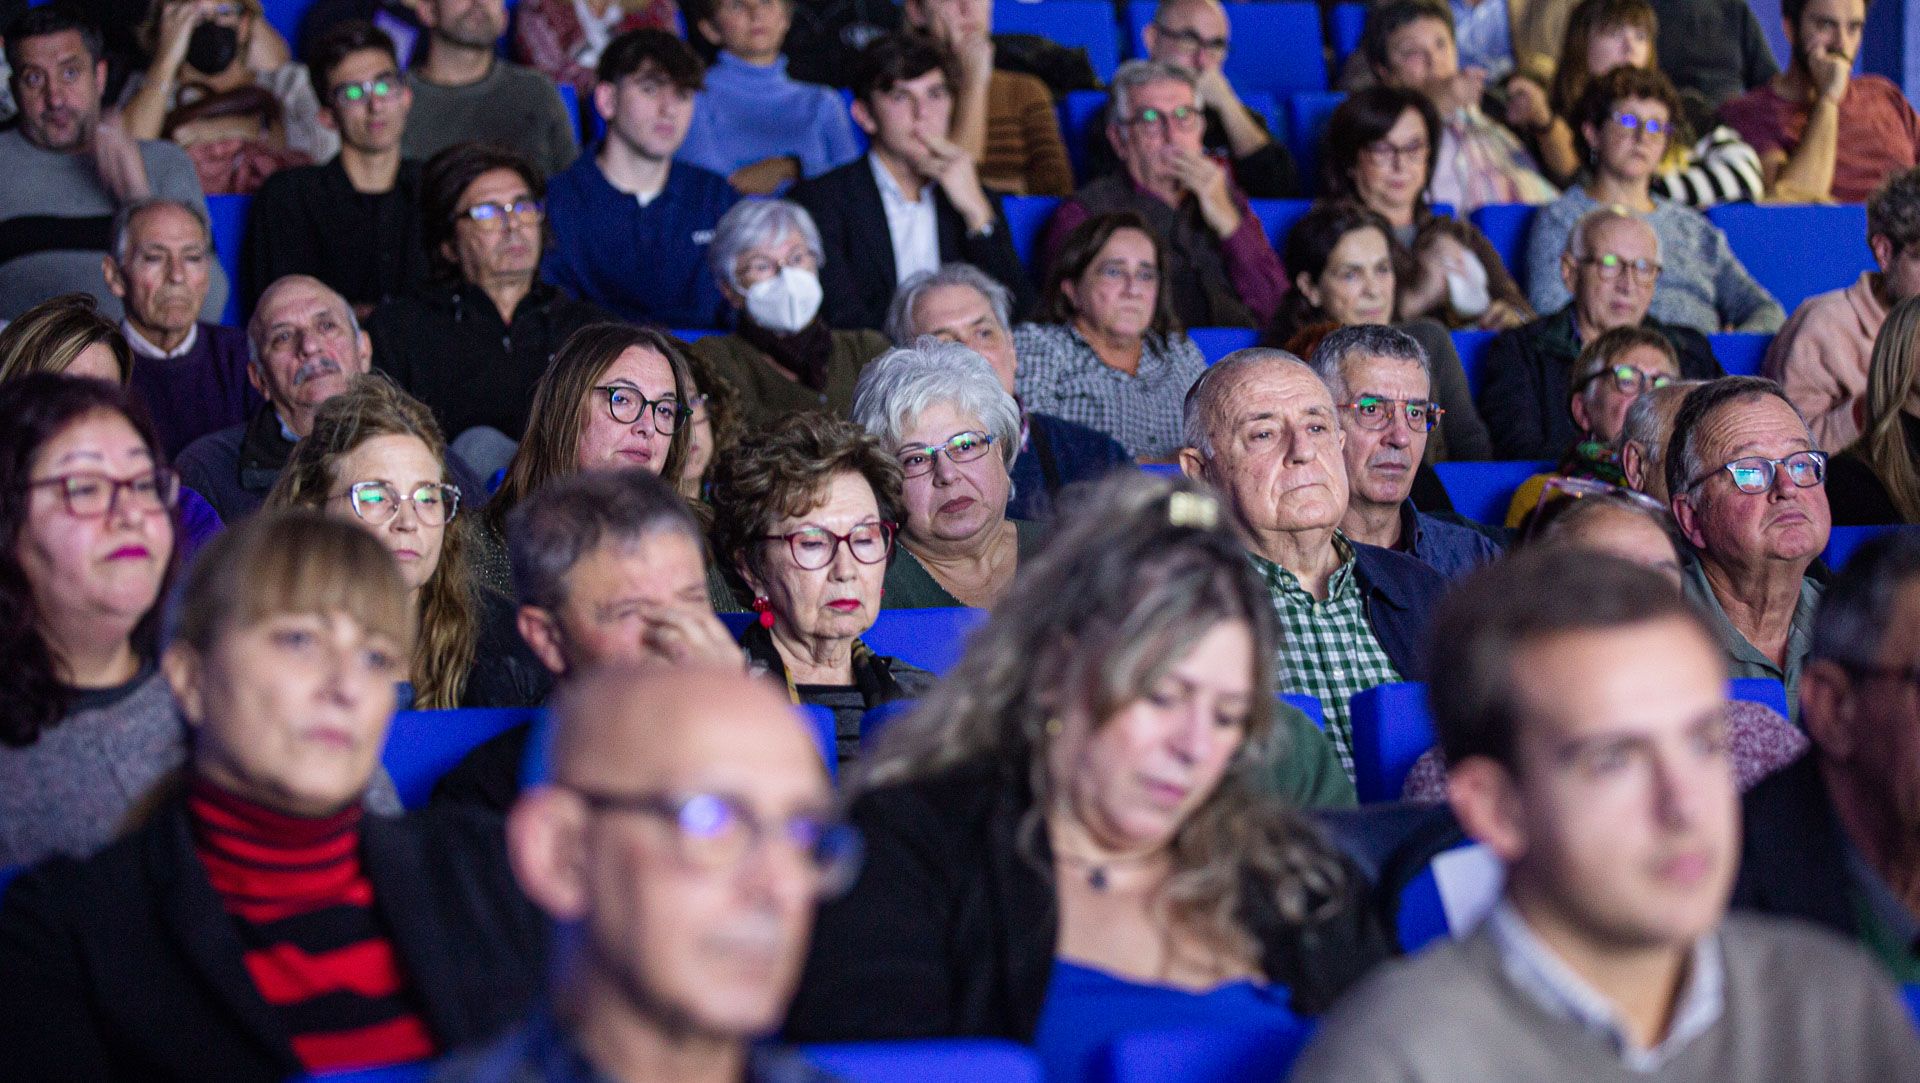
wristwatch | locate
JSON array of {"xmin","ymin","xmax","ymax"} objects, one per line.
[{"xmin": 967, "ymin": 220, "xmax": 996, "ymax": 240}]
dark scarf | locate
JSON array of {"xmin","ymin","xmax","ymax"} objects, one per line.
[
  {"xmin": 738, "ymin": 316, "xmax": 835, "ymax": 393},
  {"xmin": 738, "ymin": 620, "xmax": 905, "ymax": 707}
]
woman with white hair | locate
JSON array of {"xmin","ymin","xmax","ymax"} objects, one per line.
[
  {"xmin": 851, "ymin": 341, "xmax": 1046, "ymax": 609},
  {"xmin": 690, "ymin": 199, "xmax": 890, "ymax": 424}
]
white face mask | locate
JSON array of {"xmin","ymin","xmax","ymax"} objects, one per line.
[
  {"xmin": 1444, "ymin": 249, "xmax": 1491, "ymax": 319},
  {"xmin": 744, "ymin": 265, "xmax": 824, "ymax": 335}
]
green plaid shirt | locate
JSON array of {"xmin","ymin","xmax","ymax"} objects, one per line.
[{"xmin": 1252, "ymin": 535, "xmax": 1403, "ymax": 780}]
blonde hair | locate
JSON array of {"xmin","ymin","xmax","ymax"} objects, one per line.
[
  {"xmin": 266, "ymin": 375, "xmax": 477, "ymax": 709},
  {"xmin": 1854, "ymin": 295, "xmax": 1920, "ymax": 522},
  {"xmin": 0, "ymin": 294, "xmax": 134, "ymax": 384}
]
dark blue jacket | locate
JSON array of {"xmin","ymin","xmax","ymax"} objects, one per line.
[
  {"xmin": 1403, "ymin": 503, "xmax": 1507, "ymax": 580},
  {"xmin": 1007, "ymin": 411, "xmax": 1133, "ymax": 520},
  {"xmin": 540, "ymin": 152, "xmax": 738, "ymax": 330},
  {"xmin": 1350, "ymin": 541, "xmax": 1450, "ymax": 681}
]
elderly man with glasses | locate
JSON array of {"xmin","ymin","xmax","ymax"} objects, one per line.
[
  {"xmin": 1666, "ymin": 376, "xmax": 1832, "ymax": 717},
  {"xmin": 1478, "ymin": 206, "xmax": 1721, "ymax": 460}
]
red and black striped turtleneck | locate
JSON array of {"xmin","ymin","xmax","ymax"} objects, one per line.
[{"xmin": 188, "ymin": 777, "xmax": 438, "ymax": 1073}]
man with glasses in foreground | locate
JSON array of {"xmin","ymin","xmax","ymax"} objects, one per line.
[
  {"xmin": 1309, "ymin": 324, "xmax": 1504, "ymax": 578},
  {"xmin": 435, "ymin": 663, "xmax": 848, "ymax": 1083},
  {"xmin": 1666, "ymin": 376, "xmax": 1831, "ymax": 716},
  {"xmin": 1479, "ymin": 206, "xmax": 1720, "ymax": 459}
]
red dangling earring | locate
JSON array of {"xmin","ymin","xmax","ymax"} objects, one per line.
[{"xmin": 752, "ymin": 595, "xmax": 775, "ymax": 629}]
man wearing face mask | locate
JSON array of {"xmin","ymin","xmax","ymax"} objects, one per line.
[{"xmin": 689, "ymin": 200, "xmax": 889, "ymax": 424}]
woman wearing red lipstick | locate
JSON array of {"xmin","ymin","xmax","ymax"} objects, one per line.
[{"xmin": 709, "ymin": 411, "xmax": 934, "ymax": 768}]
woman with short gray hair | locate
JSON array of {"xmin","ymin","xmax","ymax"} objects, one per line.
[
  {"xmin": 850, "ymin": 341, "xmax": 1044, "ymax": 608},
  {"xmin": 691, "ymin": 199, "xmax": 890, "ymax": 425}
]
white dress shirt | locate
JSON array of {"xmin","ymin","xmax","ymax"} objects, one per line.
[{"xmin": 868, "ymin": 153, "xmax": 940, "ymax": 285}]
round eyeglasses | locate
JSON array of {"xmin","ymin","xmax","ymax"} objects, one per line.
[
  {"xmin": 331, "ymin": 73, "xmax": 403, "ymax": 109},
  {"xmin": 343, "ymin": 481, "xmax": 460, "ymax": 526},
  {"xmin": 458, "ymin": 198, "xmax": 544, "ymax": 231},
  {"xmin": 567, "ymin": 787, "xmax": 864, "ymax": 898},
  {"xmin": 1580, "ymin": 363, "xmax": 1674, "ymax": 396},
  {"xmin": 1689, "ymin": 450, "xmax": 1829, "ymax": 495},
  {"xmin": 1122, "ymin": 105, "xmax": 1204, "ymax": 132},
  {"xmin": 766, "ymin": 521, "xmax": 896, "ymax": 571},
  {"xmin": 27, "ymin": 468, "xmax": 180, "ymax": 518},
  {"xmin": 1338, "ymin": 396, "xmax": 1445, "ymax": 433},
  {"xmin": 897, "ymin": 431, "xmax": 996, "ymax": 478},
  {"xmin": 1582, "ymin": 253, "xmax": 1662, "ymax": 283},
  {"xmin": 595, "ymin": 385, "xmax": 692, "ymax": 433}
]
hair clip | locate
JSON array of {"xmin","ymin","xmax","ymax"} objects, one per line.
[{"xmin": 1167, "ymin": 490, "xmax": 1219, "ymax": 530}]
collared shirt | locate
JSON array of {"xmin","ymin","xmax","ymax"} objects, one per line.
[
  {"xmin": 1396, "ymin": 500, "xmax": 1505, "ymax": 580},
  {"xmin": 121, "ymin": 318, "xmax": 198, "ymax": 361},
  {"xmin": 1682, "ymin": 555, "xmax": 1822, "ymax": 719},
  {"xmin": 1486, "ymin": 899, "xmax": 1725, "ymax": 1073},
  {"xmin": 1011, "ymin": 322, "xmax": 1208, "ymax": 460},
  {"xmin": 1250, "ymin": 534, "xmax": 1402, "ymax": 777},
  {"xmin": 869, "ymin": 152, "xmax": 939, "ymax": 285},
  {"xmin": 1450, "ymin": 0, "xmax": 1515, "ymax": 78},
  {"xmin": 1843, "ymin": 838, "xmax": 1920, "ymax": 982}
]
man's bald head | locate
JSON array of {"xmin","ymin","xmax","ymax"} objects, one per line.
[{"xmin": 1182, "ymin": 347, "xmax": 1315, "ymax": 457}]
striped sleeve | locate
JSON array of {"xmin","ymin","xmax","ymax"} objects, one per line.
[{"xmin": 1652, "ymin": 127, "xmax": 1766, "ymax": 209}]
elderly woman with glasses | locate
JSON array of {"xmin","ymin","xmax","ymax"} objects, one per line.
[
  {"xmin": 786, "ymin": 473, "xmax": 1390, "ymax": 1071},
  {"xmin": 690, "ymin": 200, "xmax": 890, "ymax": 426},
  {"xmin": 708, "ymin": 412, "xmax": 935, "ymax": 766},
  {"xmin": 1523, "ymin": 67, "xmax": 1783, "ymax": 336},
  {"xmin": 850, "ymin": 340, "xmax": 1045, "ymax": 609}
]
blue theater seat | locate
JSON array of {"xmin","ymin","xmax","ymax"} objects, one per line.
[
  {"xmin": 1330, "ymin": 3, "xmax": 1367, "ymax": 69},
  {"xmin": 801, "ymin": 704, "xmax": 838, "ymax": 779},
  {"xmin": 996, "ymin": 0, "xmax": 1121, "ymax": 81},
  {"xmin": 1468, "ymin": 203, "xmax": 1538, "ymax": 287},
  {"xmin": 1059, "ymin": 89, "xmax": 1108, "ymax": 182},
  {"xmin": 1283, "ymin": 91, "xmax": 1344, "ymax": 198},
  {"xmin": 1707, "ymin": 203, "xmax": 1874, "ymax": 316},
  {"xmin": 206, "ymin": 193, "xmax": 250, "ymax": 327},
  {"xmin": 260, "ymin": 0, "xmax": 308, "ymax": 49},
  {"xmin": 1709, "ymin": 332, "xmax": 1771, "ymax": 377},
  {"xmin": 1003, "ymin": 195, "xmax": 1060, "ymax": 279},
  {"xmin": 1432, "ymin": 460, "xmax": 1552, "ymax": 526},
  {"xmin": 1248, "ymin": 198, "xmax": 1313, "ymax": 248},
  {"xmin": 1097, "ymin": 1020, "xmax": 1318, "ymax": 1083},
  {"xmin": 301, "ymin": 1065, "xmax": 430, "ymax": 1083},
  {"xmin": 1130, "ymin": 2, "xmax": 1325, "ymax": 95},
  {"xmin": 1187, "ymin": 326, "xmax": 1259, "ymax": 364},
  {"xmin": 382, "ymin": 706, "xmax": 541, "ymax": 809},
  {"xmin": 1349, "ymin": 682, "xmax": 1433, "ymax": 803},
  {"xmin": 1282, "ymin": 692, "xmax": 1327, "ymax": 730},
  {"xmin": 1451, "ymin": 329, "xmax": 1497, "ymax": 399},
  {"xmin": 860, "ymin": 607, "xmax": 988, "ymax": 674},
  {"xmin": 1729, "ymin": 677, "xmax": 1789, "ymax": 720},
  {"xmin": 1825, "ymin": 524, "xmax": 1917, "ymax": 571},
  {"xmin": 805, "ymin": 1039, "xmax": 1044, "ymax": 1083},
  {"xmin": 1906, "ymin": 984, "xmax": 1920, "ymax": 1027}
]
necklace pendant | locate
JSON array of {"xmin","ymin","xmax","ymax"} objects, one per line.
[{"xmin": 1088, "ymin": 866, "xmax": 1109, "ymax": 891}]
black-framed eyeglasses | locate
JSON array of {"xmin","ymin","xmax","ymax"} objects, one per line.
[
  {"xmin": 766, "ymin": 521, "xmax": 896, "ymax": 571},
  {"xmin": 1610, "ymin": 110, "xmax": 1668, "ymax": 138},
  {"xmin": 27, "ymin": 468, "xmax": 180, "ymax": 518},
  {"xmin": 331, "ymin": 72, "xmax": 403, "ymax": 109},
  {"xmin": 897, "ymin": 430, "xmax": 996, "ymax": 478},
  {"xmin": 1338, "ymin": 396, "xmax": 1445, "ymax": 433},
  {"xmin": 458, "ymin": 198, "xmax": 544, "ymax": 230},
  {"xmin": 1151, "ymin": 23, "xmax": 1228, "ymax": 53},
  {"xmin": 566, "ymin": 787, "xmax": 863, "ymax": 897},
  {"xmin": 1361, "ymin": 137, "xmax": 1430, "ymax": 167},
  {"xmin": 594, "ymin": 385, "xmax": 692, "ymax": 433},
  {"xmin": 342, "ymin": 480, "xmax": 460, "ymax": 526},
  {"xmin": 1122, "ymin": 105, "xmax": 1204, "ymax": 132},
  {"xmin": 1582, "ymin": 253, "xmax": 1662, "ymax": 283},
  {"xmin": 1687, "ymin": 450, "xmax": 1829, "ymax": 495},
  {"xmin": 1579, "ymin": 363, "xmax": 1674, "ymax": 396}
]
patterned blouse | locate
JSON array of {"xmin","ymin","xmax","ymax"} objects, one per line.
[{"xmin": 1011, "ymin": 322, "xmax": 1208, "ymax": 461}]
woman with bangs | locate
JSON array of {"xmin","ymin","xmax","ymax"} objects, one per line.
[
  {"xmin": 785, "ymin": 473, "xmax": 1391, "ymax": 1078},
  {"xmin": 0, "ymin": 510, "xmax": 545, "ymax": 1081}
]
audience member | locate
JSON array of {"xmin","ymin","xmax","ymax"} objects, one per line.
[
  {"xmin": 1081, "ymin": 0, "xmax": 1295, "ymax": 199},
  {"xmin": 1293, "ymin": 548, "xmax": 1920, "ymax": 1081},
  {"xmin": 708, "ymin": 412, "xmax": 934, "ymax": 765},
  {"xmin": 677, "ymin": 347, "xmax": 744, "ymax": 501},
  {"xmin": 0, "ymin": 375, "xmax": 180, "ymax": 868},
  {"xmin": 1645, "ymin": 0, "xmax": 1777, "ymax": 108},
  {"xmin": 436, "ymin": 663, "xmax": 848, "ymax": 1083},
  {"xmin": 1180, "ymin": 348, "xmax": 1448, "ymax": 775},
  {"xmin": 1824, "ymin": 296, "xmax": 1920, "ymax": 524},
  {"xmin": 1, "ymin": 5, "xmax": 230, "ymax": 322},
  {"xmin": 887, "ymin": 263, "xmax": 1133, "ymax": 519},
  {"xmin": 1311, "ymin": 324, "xmax": 1504, "ymax": 579},
  {"xmin": 243, "ymin": 20, "xmax": 432, "ymax": 316},
  {"xmin": 1015, "ymin": 212, "xmax": 1208, "ymax": 461},
  {"xmin": 122, "ymin": 0, "xmax": 336, "ymax": 193},
  {"xmin": 1323, "ymin": 86, "xmax": 1531, "ymax": 330},
  {"xmin": 1619, "ymin": 376, "xmax": 1702, "ymax": 501},
  {"xmin": 792, "ymin": 32, "xmax": 1030, "ymax": 333},
  {"xmin": 1363, "ymin": 0, "xmax": 1556, "ymax": 214},
  {"xmin": 299, "ymin": 0, "xmax": 427, "ymax": 67},
  {"xmin": 690, "ymin": 200, "xmax": 889, "ymax": 423},
  {"xmin": 266, "ymin": 374, "xmax": 548, "ymax": 708},
  {"xmin": 1526, "ymin": 69, "xmax": 1783, "ymax": 336},
  {"xmin": 370, "ymin": 143, "xmax": 610, "ymax": 451},
  {"xmin": 512, "ymin": 0, "xmax": 677, "ymax": 94},
  {"xmin": 1719, "ymin": 0, "xmax": 1919, "ymax": 203},
  {"xmin": 1046, "ymin": 59, "xmax": 1284, "ymax": 330},
  {"xmin": 1766, "ymin": 167, "xmax": 1920, "ymax": 451},
  {"xmin": 779, "ymin": 0, "xmax": 901, "ymax": 89},
  {"xmin": 436, "ymin": 467, "xmax": 742, "ymax": 812},
  {"xmin": 786, "ymin": 473, "xmax": 1389, "ymax": 1062},
  {"xmin": 175, "ymin": 274, "xmax": 375, "ymax": 520},
  {"xmin": 1480, "ymin": 206, "xmax": 1719, "ymax": 459},
  {"xmin": 1736, "ymin": 531, "xmax": 1920, "ymax": 980},
  {"xmin": 849, "ymin": 341, "xmax": 1042, "ymax": 608},
  {"xmin": 0, "ymin": 510, "xmax": 544, "ymax": 1080},
  {"xmin": 103, "ymin": 197, "xmax": 258, "ymax": 456},
  {"xmin": 543, "ymin": 29, "xmax": 739, "ymax": 330},
  {"xmin": 679, "ymin": 0, "xmax": 863, "ymax": 194},
  {"xmin": 1667, "ymin": 377, "xmax": 1832, "ymax": 713},
  {"xmin": 401, "ymin": 0, "xmax": 578, "ymax": 178},
  {"xmin": 1268, "ymin": 200, "xmax": 1493, "ymax": 462},
  {"xmin": 903, "ymin": 0, "xmax": 1071, "ymax": 197}
]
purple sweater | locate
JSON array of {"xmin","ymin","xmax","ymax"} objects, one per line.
[{"xmin": 129, "ymin": 323, "xmax": 261, "ymax": 459}]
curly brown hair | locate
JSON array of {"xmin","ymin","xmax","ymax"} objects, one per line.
[
  {"xmin": 707, "ymin": 411, "xmax": 907, "ymax": 587},
  {"xmin": 1571, "ymin": 65, "xmax": 1684, "ymax": 168},
  {"xmin": 1041, "ymin": 211, "xmax": 1180, "ymax": 338}
]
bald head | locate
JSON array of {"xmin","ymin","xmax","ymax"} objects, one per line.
[
  {"xmin": 1183, "ymin": 347, "xmax": 1316, "ymax": 457},
  {"xmin": 244, "ymin": 274, "xmax": 372, "ymax": 437}
]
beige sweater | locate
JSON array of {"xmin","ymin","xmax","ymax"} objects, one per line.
[{"xmin": 1763, "ymin": 272, "xmax": 1887, "ymax": 452}]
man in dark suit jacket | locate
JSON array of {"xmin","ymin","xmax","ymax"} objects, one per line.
[
  {"xmin": 791, "ymin": 33, "xmax": 1033, "ymax": 332},
  {"xmin": 1734, "ymin": 530, "xmax": 1920, "ymax": 979}
]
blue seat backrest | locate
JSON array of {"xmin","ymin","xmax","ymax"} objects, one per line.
[
  {"xmin": 1348, "ymin": 681, "xmax": 1433, "ymax": 803},
  {"xmin": 860, "ymin": 607, "xmax": 988, "ymax": 674},
  {"xmin": 1329, "ymin": 2, "xmax": 1367, "ymax": 68},
  {"xmin": 1433, "ymin": 460, "xmax": 1552, "ymax": 526},
  {"xmin": 206, "ymin": 193, "xmax": 250, "ymax": 327},
  {"xmin": 1452, "ymin": 329, "xmax": 1497, "ymax": 400},
  {"xmin": 996, "ymin": 0, "xmax": 1121, "ymax": 80},
  {"xmin": 1729, "ymin": 677, "xmax": 1789, "ymax": 719},
  {"xmin": 1282, "ymin": 692, "xmax": 1326, "ymax": 730},
  {"xmin": 518, "ymin": 703, "xmax": 833, "ymax": 787},
  {"xmin": 1905, "ymin": 984, "xmax": 1920, "ymax": 1027},
  {"xmin": 1240, "ymin": 91, "xmax": 1284, "ymax": 148},
  {"xmin": 1283, "ymin": 91, "xmax": 1344, "ymax": 198},
  {"xmin": 556, "ymin": 82, "xmax": 582, "ymax": 144},
  {"xmin": 804, "ymin": 1039, "xmax": 1044, "ymax": 1083},
  {"xmin": 1395, "ymin": 860, "xmax": 1452, "ymax": 952},
  {"xmin": 1187, "ymin": 326, "xmax": 1260, "ymax": 364},
  {"xmin": 1059, "ymin": 89, "xmax": 1109, "ymax": 183},
  {"xmin": 297, "ymin": 1061, "xmax": 433, "ymax": 1082},
  {"xmin": 669, "ymin": 328, "xmax": 723, "ymax": 343},
  {"xmin": 1096, "ymin": 1020, "xmax": 1317, "ymax": 1083},
  {"xmin": 1248, "ymin": 198, "xmax": 1313, "ymax": 249},
  {"xmin": 1707, "ymin": 203, "xmax": 1873, "ymax": 315},
  {"xmin": 260, "ymin": 0, "xmax": 308, "ymax": 51},
  {"xmin": 1468, "ymin": 203, "xmax": 1538, "ymax": 287},
  {"xmin": 1709, "ymin": 332, "xmax": 1771, "ymax": 377},
  {"xmin": 382, "ymin": 707, "xmax": 541, "ymax": 809},
  {"xmin": 1003, "ymin": 195, "xmax": 1061, "ymax": 280},
  {"xmin": 1211, "ymin": 3, "xmax": 1328, "ymax": 95},
  {"xmin": 800, "ymin": 704, "xmax": 837, "ymax": 780},
  {"xmin": 1825, "ymin": 524, "xmax": 1915, "ymax": 571}
]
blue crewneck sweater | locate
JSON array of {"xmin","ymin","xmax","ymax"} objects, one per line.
[{"xmin": 678, "ymin": 52, "xmax": 862, "ymax": 181}]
